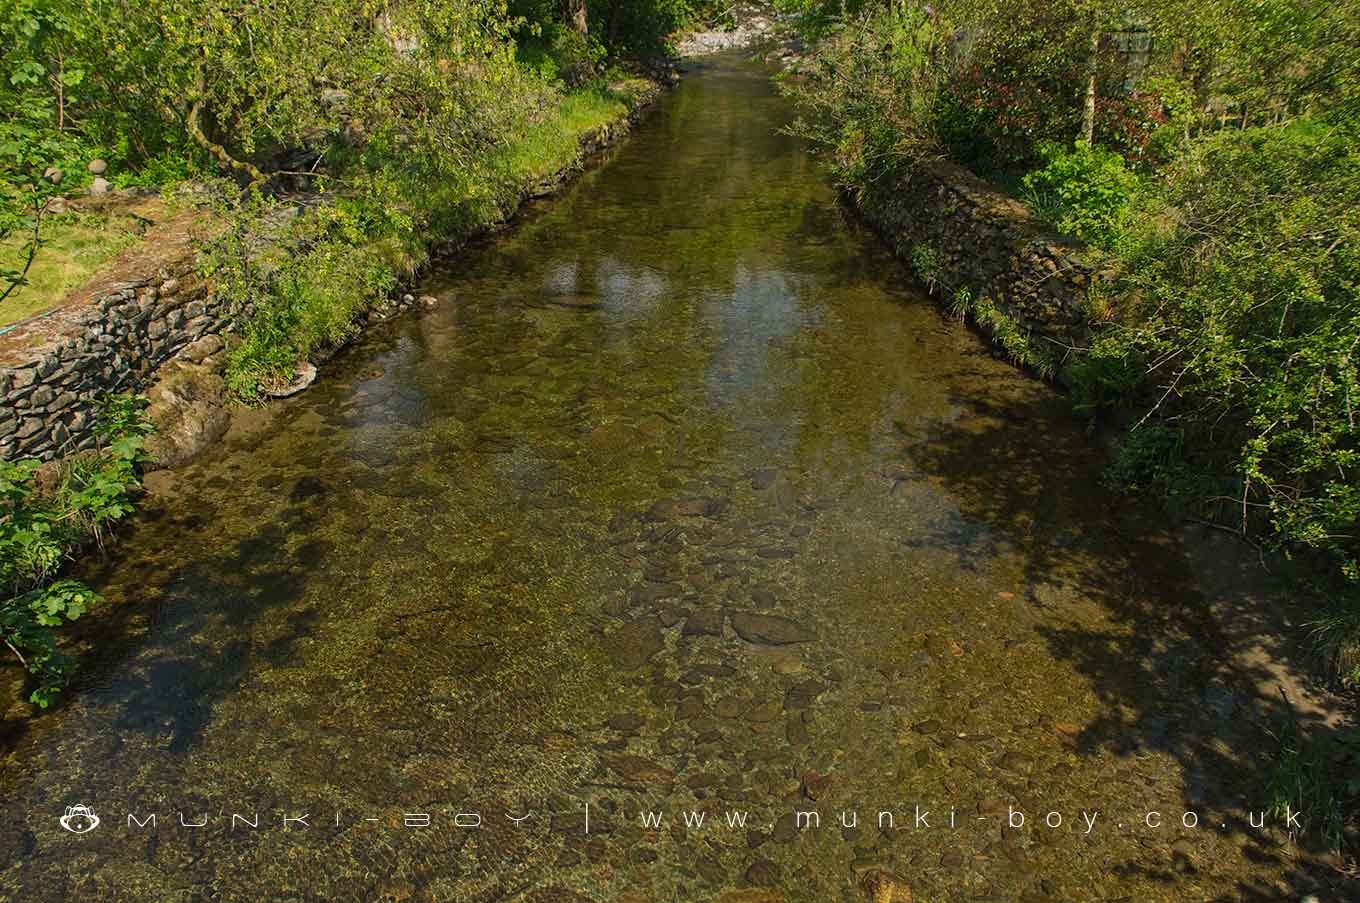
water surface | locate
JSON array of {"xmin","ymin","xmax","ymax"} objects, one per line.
[{"xmin": 0, "ymin": 55, "xmax": 1305, "ymax": 902}]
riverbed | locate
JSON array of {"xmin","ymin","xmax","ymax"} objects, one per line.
[{"xmin": 0, "ymin": 54, "xmax": 1317, "ymax": 902}]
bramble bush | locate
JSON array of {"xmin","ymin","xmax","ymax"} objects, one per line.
[{"xmin": 1089, "ymin": 124, "xmax": 1360, "ymax": 598}]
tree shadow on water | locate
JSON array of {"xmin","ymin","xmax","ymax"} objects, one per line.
[
  {"xmin": 904, "ymin": 387, "xmax": 1353, "ymax": 900},
  {"xmin": 2, "ymin": 493, "xmax": 326, "ymax": 761}
]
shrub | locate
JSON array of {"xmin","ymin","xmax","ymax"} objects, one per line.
[
  {"xmin": 204, "ymin": 201, "xmax": 398, "ymax": 401},
  {"xmin": 1, "ymin": 394, "xmax": 151, "ymax": 707},
  {"xmin": 1020, "ymin": 140, "xmax": 1137, "ymax": 249},
  {"xmin": 1084, "ymin": 124, "xmax": 1360, "ymax": 606},
  {"xmin": 781, "ymin": 4, "xmax": 949, "ymax": 191}
]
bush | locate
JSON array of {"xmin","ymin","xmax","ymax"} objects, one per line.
[
  {"xmin": 202, "ymin": 192, "xmax": 399, "ymax": 401},
  {"xmin": 1020, "ymin": 140, "xmax": 1137, "ymax": 249},
  {"xmin": 1, "ymin": 394, "xmax": 151, "ymax": 707},
  {"xmin": 781, "ymin": 4, "xmax": 949, "ymax": 191},
  {"xmin": 1084, "ymin": 124, "xmax": 1360, "ymax": 604}
]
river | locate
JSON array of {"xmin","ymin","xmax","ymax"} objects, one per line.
[{"xmin": 0, "ymin": 54, "xmax": 1311, "ymax": 902}]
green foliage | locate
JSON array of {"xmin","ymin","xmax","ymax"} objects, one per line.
[
  {"xmin": 946, "ymin": 286, "xmax": 1059, "ymax": 378},
  {"xmin": 199, "ymin": 190, "xmax": 397, "ymax": 401},
  {"xmin": 1, "ymin": 394, "xmax": 151, "ymax": 707},
  {"xmin": 774, "ymin": 0, "xmax": 872, "ymax": 40},
  {"xmin": 909, "ymin": 243, "xmax": 940, "ymax": 290},
  {"xmin": 0, "ymin": 1, "xmax": 87, "ymax": 306},
  {"xmin": 1267, "ymin": 719, "xmax": 1360, "ymax": 853},
  {"xmin": 1020, "ymin": 140, "xmax": 1137, "ymax": 249},
  {"xmin": 781, "ymin": 3, "xmax": 950, "ymax": 190},
  {"xmin": 1088, "ymin": 126, "xmax": 1360, "ymax": 583}
]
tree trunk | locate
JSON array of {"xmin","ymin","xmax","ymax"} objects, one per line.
[
  {"xmin": 1080, "ymin": 27, "xmax": 1099, "ymax": 145},
  {"xmin": 565, "ymin": 0, "xmax": 588, "ymax": 37}
]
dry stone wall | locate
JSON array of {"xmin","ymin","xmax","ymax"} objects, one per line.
[
  {"xmin": 855, "ymin": 159, "xmax": 1097, "ymax": 360},
  {"xmin": 1, "ymin": 258, "xmax": 231, "ymax": 462}
]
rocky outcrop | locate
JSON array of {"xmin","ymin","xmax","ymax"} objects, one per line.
[
  {"xmin": 142, "ymin": 356, "xmax": 231, "ymax": 470},
  {"xmin": 854, "ymin": 159, "xmax": 1097, "ymax": 365}
]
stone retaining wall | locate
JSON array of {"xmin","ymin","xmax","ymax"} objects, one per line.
[
  {"xmin": 855, "ymin": 159, "xmax": 1096, "ymax": 363},
  {"xmin": 0, "ymin": 260, "xmax": 231, "ymax": 461}
]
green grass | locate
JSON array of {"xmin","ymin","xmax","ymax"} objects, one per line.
[
  {"xmin": 1, "ymin": 209, "xmax": 149, "ymax": 327},
  {"xmin": 501, "ymin": 80, "xmax": 642, "ymax": 184},
  {"xmin": 220, "ymin": 76, "xmax": 653, "ymax": 401}
]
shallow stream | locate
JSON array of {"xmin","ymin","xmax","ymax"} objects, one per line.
[{"xmin": 0, "ymin": 55, "xmax": 1308, "ymax": 902}]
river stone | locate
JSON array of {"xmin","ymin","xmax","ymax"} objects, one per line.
[
  {"xmin": 743, "ymin": 702, "xmax": 781, "ymax": 723},
  {"xmin": 731, "ymin": 612, "xmax": 815, "ymax": 645},
  {"xmin": 713, "ymin": 696, "xmax": 744, "ymax": 719},
  {"xmin": 682, "ymin": 608, "xmax": 724, "ymax": 637},
  {"xmin": 996, "ymin": 751, "xmax": 1034, "ymax": 773},
  {"xmin": 751, "ymin": 468, "xmax": 778, "ymax": 490},
  {"xmin": 675, "ymin": 697, "xmax": 705, "ymax": 720},
  {"xmin": 602, "ymin": 754, "xmax": 675, "ymax": 788},
  {"xmin": 608, "ymin": 713, "xmax": 645, "ymax": 732},
  {"xmin": 605, "ymin": 616, "xmax": 663, "ymax": 670},
  {"xmin": 750, "ymin": 588, "xmax": 776, "ymax": 606},
  {"xmin": 771, "ymin": 813, "xmax": 799, "ymax": 843},
  {"xmin": 88, "ymin": 158, "xmax": 108, "ymax": 175},
  {"xmin": 744, "ymin": 858, "xmax": 781, "ymax": 886},
  {"xmin": 923, "ymin": 633, "xmax": 964, "ymax": 660},
  {"xmin": 631, "ymin": 582, "xmax": 681, "ymax": 605},
  {"xmin": 142, "ymin": 363, "xmax": 230, "ymax": 470},
  {"xmin": 655, "ymin": 604, "xmax": 685, "ymax": 627},
  {"xmin": 89, "ymin": 176, "xmax": 111, "ymax": 195},
  {"xmin": 179, "ymin": 333, "xmax": 224, "ymax": 365},
  {"xmin": 714, "ymin": 891, "xmax": 784, "ymax": 903},
  {"xmin": 265, "ymin": 361, "xmax": 318, "ymax": 398},
  {"xmin": 544, "ymin": 295, "xmax": 600, "ymax": 310}
]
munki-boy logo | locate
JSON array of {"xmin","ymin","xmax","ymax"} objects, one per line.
[{"xmin": 59, "ymin": 804, "xmax": 100, "ymax": 834}]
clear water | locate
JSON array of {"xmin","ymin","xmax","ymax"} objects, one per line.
[{"xmin": 0, "ymin": 55, "xmax": 1306, "ymax": 902}]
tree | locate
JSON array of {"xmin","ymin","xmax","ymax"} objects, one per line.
[{"xmin": 564, "ymin": 0, "xmax": 588, "ymax": 35}]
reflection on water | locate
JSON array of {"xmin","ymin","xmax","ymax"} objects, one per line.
[{"xmin": 0, "ymin": 55, "xmax": 1309, "ymax": 902}]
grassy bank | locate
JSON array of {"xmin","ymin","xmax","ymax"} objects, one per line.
[
  {"xmin": 212, "ymin": 76, "xmax": 655, "ymax": 401},
  {"xmin": 0, "ymin": 205, "xmax": 150, "ymax": 328}
]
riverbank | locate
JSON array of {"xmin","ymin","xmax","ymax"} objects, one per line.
[
  {"xmin": 774, "ymin": 6, "xmax": 1358, "ymax": 860},
  {"xmin": 0, "ymin": 76, "xmax": 669, "ymax": 467}
]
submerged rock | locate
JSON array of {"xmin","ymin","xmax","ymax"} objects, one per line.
[
  {"xmin": 601, "ymin": 754, "xmax": 674, "ymax": 787},
  {"xmin": 143, "ymin": 362, "xmax": 231, "ymax": 470},
  {"xmin": 647, "ymin": 496, "xmax": 727, "ymax": 519},
  {"xmin": 730, "ymin": 612, "xmax": 815, "ymax": 645},
  {"xmin": 604, "ymin": 616, "xmax": 664, "ymax": 670}
]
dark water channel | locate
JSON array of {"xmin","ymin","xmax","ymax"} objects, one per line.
[{"xmin": 0, "ymin": 56, "xmax": 1313, "ymax": 902}]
